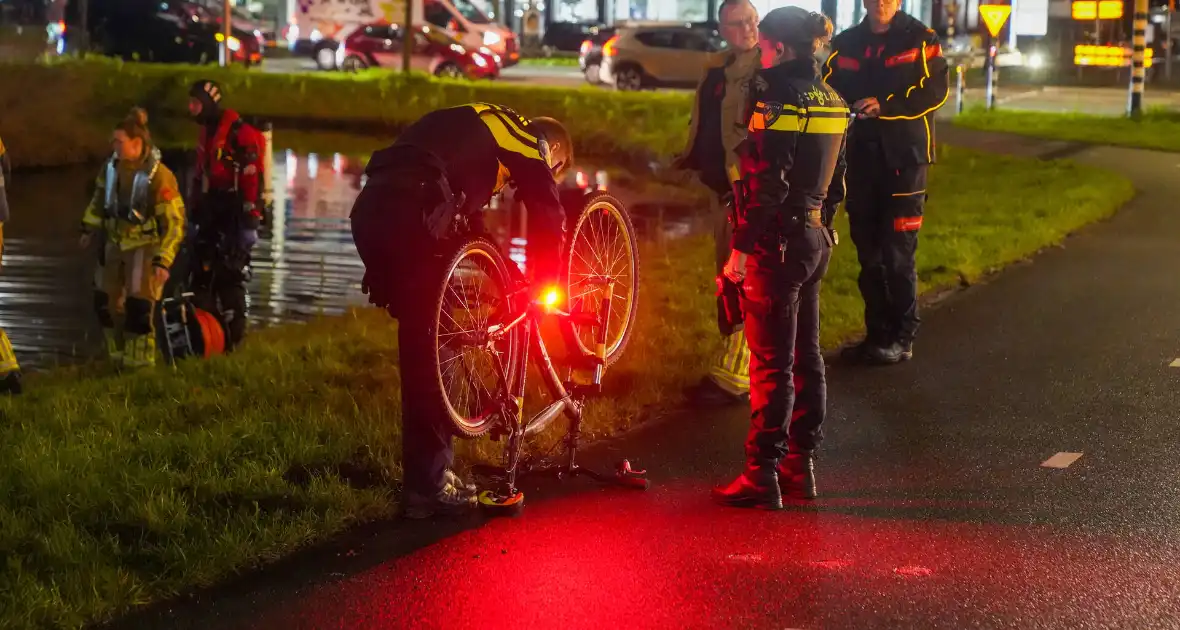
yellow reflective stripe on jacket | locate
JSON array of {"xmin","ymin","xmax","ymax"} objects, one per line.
[
  {"xmin": 822, "ymin": 50, "xmax": 838, "ymax": 82},
  {"xmin": 153, "ymin": 195, "xmax": 185, "ymax": 269},
  {"xmin": 801, "ymin": 116, "xmax": 849, "ymax": 135},
  {"xmin": 750, "ymin": 102, "xmax": 849, "ymax": 135},
  {"xmin": 470, "ymin": 103, "xmax": 542, "ymax": 161},
  {"xmin": 880, "ymin": 40, "xmax": 949, "ymax": 122}
]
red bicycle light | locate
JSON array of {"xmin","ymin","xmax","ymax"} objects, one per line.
[{"xmin": 542, "ymin": 288, "xmax": 561, "ymax": 307}]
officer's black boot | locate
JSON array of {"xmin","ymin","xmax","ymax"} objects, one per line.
[
  {"xmin": 712, "ymin": 458, "xmax": 783, "ymax": 510},
  {"xmin": 867, "ymin": 341, "xmax": 913, "ymax": 365},
  {"xmin": 778, "ymin": 453, "xmax": 816, "ymax": 500}
]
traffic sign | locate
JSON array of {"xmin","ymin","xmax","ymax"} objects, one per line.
[{"xmin": 979, "ymin": 4, "xmax": 1012, "ymax": 38}]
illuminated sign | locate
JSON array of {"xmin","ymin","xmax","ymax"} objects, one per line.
[
  {"xmin": 979, "ymin": 4, "xmax": 1013, "ymax": 38},
  {"xmin": 1074, "ymin": 45, "xmax": 1154, "ymax": 67},
  {"xmin": 1071, "ymin": 0, "xmax": 1124, "ymax": 20}
]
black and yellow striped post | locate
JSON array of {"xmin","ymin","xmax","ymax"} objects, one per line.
[{"xmin": 1128, "ymin": 0, "xmax": 1149, "ymax": 117}]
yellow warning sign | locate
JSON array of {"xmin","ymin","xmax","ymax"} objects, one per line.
[{"xmin": 979, "ymin": 4, "xmax": 1012, "ymax": 38}]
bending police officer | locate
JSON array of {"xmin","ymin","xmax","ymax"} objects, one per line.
[
  {"xmin": 822, "ymin": 0, "xmax": 949, "ymax": 364},
  {"xmin": 674, "ymin": 0, "xmax": 761, "ymax": 406},
  {"xmin": 713, "ymin": 7, "xmax": 848, "ymax": 509},
  {"xmin": 350, "ymin": 103, "xmax": 572, "ymax": 520},
  {"xmin": 0, "ymin": 135, "xmax": 22, "ymax": 393},
  {"xmin": 186, "ymin": 80, "xmax": 266, "ymax": 351},
  {"xmin": 80, "ymin": 108, "xmax": 187, "ymax": 369}
]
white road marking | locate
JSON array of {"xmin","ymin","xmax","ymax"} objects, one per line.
[
  {"xmin": 726, "ymin": 553, "xmax": 763, "ymax": 562},
  {"xmin": 1169, "ymin": 358, "xmax": 1180, "ymax": 367},
  {"xmin": 894, "ymin": 566, "xmax": 933, "ymax": 577},
  {"xmin": 1041, "ymin": 452, "xmax": 1084, "ymax": 468}
]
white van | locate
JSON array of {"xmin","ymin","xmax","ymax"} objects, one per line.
[{"xmin": 290, "ymin": 0, "xmax": 518, "ymax": 70}]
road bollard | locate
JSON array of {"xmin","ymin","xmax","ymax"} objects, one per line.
[
  {"xmin": 260, "ymin": 121, "xmax": 275, "ymax": 226},
  {"xmin": 956, "ymin": 64, "xmax": 965, "ymax": 114},
  {"xmin": 985, "ymin": 45, "xmax": 998, "ymax": 111}
]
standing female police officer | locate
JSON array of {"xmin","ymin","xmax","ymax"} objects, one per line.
[{"xmin": 713, "ymin": 6, "xmax": 849, "ymax": 509}]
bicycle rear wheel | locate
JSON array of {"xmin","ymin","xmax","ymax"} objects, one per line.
[
  {"xmin": 560, "ymin": 190, "xmax": 640, "ymax": 369},
  {"xmin": 431, "ymin": 236, "xmax": 524, "ymax": 438}
]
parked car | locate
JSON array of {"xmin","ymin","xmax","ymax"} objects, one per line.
[
  {"xmin": 340, "ymin": 22, "xmax": 499, "ymax": 79},
  {"xmin": 543, "ymin": 21, "xmax": 604, "ymax": 54},
  {"xmin": 63, "ymin": 0, "xmax": 261, "ymax": 65},
  {"xmin": 183, "ymin": 1, "xmax": 264, "ymax": 65},
  {"xmin": 597, "ymin": 24, "xmax": 727, "ymax": 90},
  {"xmin": 578, "ymin": 26, "xmax": 616, "ymax": 85},
  {"xmin": 292, "ymin": 0, "xmax": 516, "ymax": 70}
]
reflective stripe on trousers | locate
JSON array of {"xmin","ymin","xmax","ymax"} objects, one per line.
[{"xmin": 0, "ymin": 328, "xmax": 18, "ymax": 374}]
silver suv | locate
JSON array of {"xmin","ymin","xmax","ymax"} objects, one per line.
[{"xmin": 597, "ymin": 24, "xmax": 728, "ymax": 91}]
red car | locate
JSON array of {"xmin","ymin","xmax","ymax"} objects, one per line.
[{"xmin": 340, "ymin": 22, "xmax": 499, "ymax": 79}]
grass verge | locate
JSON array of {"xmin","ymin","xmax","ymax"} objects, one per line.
[
  {"xmin": 0, "ymin": 57, "xmax": 692, "ymax": 170},
  {"xmin": 954, "ymin": 107, "xmax": 1180, "ymax": 153},
  {"xmin": 0, "ymin": 146, "xmax": 1133, "ymax": 629},
  {"xmin": 518, "ymin": 56, "xmax": 581, "ymax": 67}
]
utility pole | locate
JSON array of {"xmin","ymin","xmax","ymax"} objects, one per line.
[
  {"xmin": 1128, "ymin": 0, "xmax": 1148, "ymax": 116},
  {"xmin": 221, "ymin": 0, "xmax": 232, "ymax": 66},
  {"xmin": 1167, "ymin": 0, "xmax": 1175, "ymax": 82},
  {"xmin": 402, "ymin": 0, "xmax": 412, "ymax": 73}
]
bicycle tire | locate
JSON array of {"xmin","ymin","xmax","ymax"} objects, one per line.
[
  {"xmin": 560, "ymin": 190, "xmax": 641, "ymax": 369},
  {"xmin": 431, "ymin": 236, "xmax": 525, "ymax": 439}
]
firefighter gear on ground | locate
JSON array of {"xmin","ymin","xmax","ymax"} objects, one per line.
[
  {"xmin": 189, "ymin": 96, "xmax": 266, "ymax": 351},
  {"xmin": 675, "ymin": 48, "xmax": 760, "ymax": 401},
  {"xmin": 713, "ymin": 57, "xmax": 848, "ymax": 508},
  {"xmin": 822, "ymin": 12, "xmax": 949, "ymax": 356},
  {"xmin": 351, "ymin": 103, "xmax": 567, "ymax": 506},
  {"xmin": 81, "ymin": 146, "xmax": 186, "ymax": 368},
  {"xmin": 0, "ymin": 136, "xmax": 21, "ymax": 394}
]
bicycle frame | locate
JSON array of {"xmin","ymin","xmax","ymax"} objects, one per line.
[{"xmin": 482, "ymin": 276, "xmax": 618, "ymax": 497}]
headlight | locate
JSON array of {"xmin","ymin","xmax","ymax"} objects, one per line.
[
  {"xmin": 450, "ymin": 43, "xmax": 465, "ymax": 54},
  {"xmin": 472, "ymin": 53, "xmax": 488, "ymax": 67},
  {"xmin": 483, "ymin": 30, "xmax": 501, "ymax": 46},
  {"xmin": 216, "ymin": 33, "xmax": 242, "ymax": 51},
  {"xmin": 1027, "ymin": 53, "xmax": 1044, "ymax": 69},
  {"xmin": 335, "ymin": 44, "xmax": 346, "ymax": 64}
]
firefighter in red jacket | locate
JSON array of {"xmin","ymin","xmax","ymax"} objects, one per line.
[{"xmin": 186, "ymin": 80, "xmax": 266, "ymax": 350}]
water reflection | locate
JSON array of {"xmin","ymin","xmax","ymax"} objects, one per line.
[{"xmin": 0, "ymin": 150, "xmax": 700, "ymax": 369}]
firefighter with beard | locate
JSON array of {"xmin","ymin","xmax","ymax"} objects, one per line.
[
  {"xmin": 0, "ymin": 135, "xmax": 22, "ymax": 393},
  {"xmin": 80, "ymin": 108, "xmax": 187, "ymax": 369},
  {"xmin": 186, "ymin": 80, "xmax": 266, "ymax": 351}
]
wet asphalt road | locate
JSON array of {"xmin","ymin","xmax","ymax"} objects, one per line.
[{"xmin": 103, "ymin": 128, "xmax": 1180, "ymax": 629}]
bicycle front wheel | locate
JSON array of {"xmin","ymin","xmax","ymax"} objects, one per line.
[
  {"xmin": 560, "ymin": 190, "xmax": 641, "ymax": 369},
  {"xmin": 431, "ymin": 236, "xmax": 524, "ymax": 439}
]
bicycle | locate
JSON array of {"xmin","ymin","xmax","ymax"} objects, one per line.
[{"xmin": 427, "ymin": 189, "xmax": 647, "ymax": 515}]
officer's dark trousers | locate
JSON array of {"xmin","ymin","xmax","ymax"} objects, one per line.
[
  {"xmin": 846, "ymin": 141, "xmax": 927, "ymax": 346},
  {"xmin": 741, "ymin": 224, "xmax": 832, "ymax": 459},
  {"xmin": 190, "ymin": 199, "xmax": 252, "ymax": 351},
  {"xmin": 351, "ymin": 180, "xmax": 453, "ymax": 496}
]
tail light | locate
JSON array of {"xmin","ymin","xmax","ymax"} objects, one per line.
[
  {"xmin": 602, "ymin": 35, "xmax": 618, "ymax": 57},
  {"xmin": 579, "ymin": 39, "xmax": 591, "ymax": 55}
]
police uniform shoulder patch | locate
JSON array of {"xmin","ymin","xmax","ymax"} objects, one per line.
[
  {"xmin": 538, "ymin": 137, "xmax": 552, "ymax": 168},
  {"xmin": 763, "ymin": 102, "xmax": 784, "ymax": 129}
]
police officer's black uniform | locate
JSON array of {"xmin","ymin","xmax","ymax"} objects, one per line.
[
  {"xmin": 823, "ymin": 12, "xmax": 949, "ymax": 363},
  {"xmin": 712, "ymin": 56, "xmax": 849, "ymax": 509},
  {"xmin": 349, "ymin": 103, "xmax": 565, "ymax": 515}
]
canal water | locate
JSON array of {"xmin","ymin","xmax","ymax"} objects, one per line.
[{"xmin": 1, "ymin": 149, "xmax": 705, "ymax": 369}]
